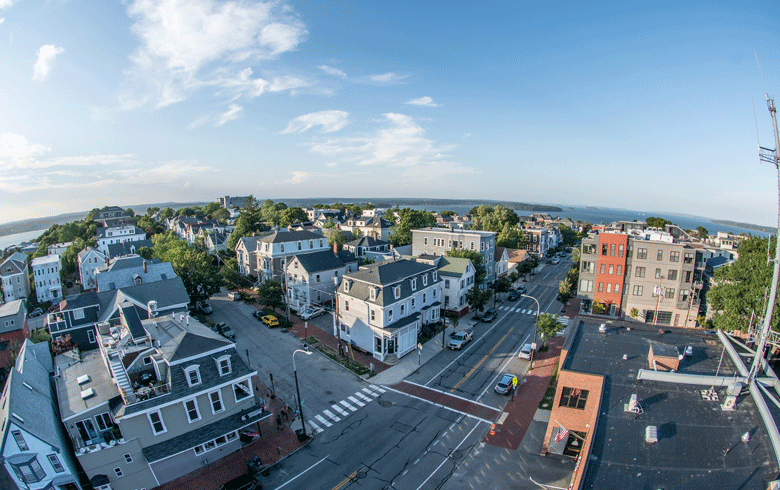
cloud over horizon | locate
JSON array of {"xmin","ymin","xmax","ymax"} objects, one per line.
[
  {"xmin": 32, "ymin": 45, "xmax": 64, "ymax": 81},
  {"xmin": 282, "ymin": 110, "xmax": 349, "ymax": 134}
]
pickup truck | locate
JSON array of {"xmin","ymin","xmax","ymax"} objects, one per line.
[{"xmin": 448, "ymin": 330, "xmax": 473, "ymax": 350}]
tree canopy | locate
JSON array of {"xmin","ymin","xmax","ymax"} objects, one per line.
[
  {"xmin": 446, "ymin": 249, "xmax": 486, "ymax": 284},
  {"xmin": 469, "ymin": 205, "xmax": 519, "ymax": 233},
  {"xmin": 149, "ymin": 232, "xmax": 222, "ymax": 305},
  {"xmin": 646, "ymin": 216, "xmax": 672, "ymax": 229},
  {"xmin": 536, "ymin": 313, "xmax": 565, "ymax": 342},
  {"xmin": 708, "ymin": 236, "xmax": 779, "ymax": 332},
  {"xmin": 388, "ymin": 208, "xmax": 436, "ymax": 246},
  {"xmin": 257, "ymin": 280, "xmax": 285, "ymax": 310},
  {"xmin": 465, "ymin": 286, "xmax": 492, "ymax": 312}
]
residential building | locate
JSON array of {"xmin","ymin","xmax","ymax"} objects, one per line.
[
  {"xmin": 31, "ymin": 255, "xmax": 62, "ymax": 303},
  {"xmin": 305, "ymin": 208, "xmax": 346, "ymax": 223},
  {"xmin": 78, "ymin": 247, "xmax": 106, "ymax": 291},
  {"xmin": 411, "ymin": 227, "xmax": 497, "ymax": 283},
  {"xmin": 495, "ymin": 247, "xmax": 510, "ymax": 278},
  {"xmin": 0, "ymin": 300, "xmax": 30, "ymax": 368},
  {"xmin": 95, "ymin": 257, "xmax": 176, "ymax": 292},
  {"xmin": 343, "ymin": 236, "xmax": 392, "ymax": 260},
  {"xmin": 234, "ymin": 235, "xmax": 266, "ymax": 277},
  {"xmin": 47, "ymin": 242, "xmax": 73, "ymax": 256},
  {"xmin": 54, "ymin": 311, "xmax": 266, "ymax": 490},
  {"xmin": 202, "ymin": 228, "xmax": 231, "ymax": 255},
  {"xmin": 285, "ymin": 249, "xmax": 358, "ymax": 310},
  {"xmin": 521, "ymin": 226, "xmax": 558, "ymax": 257},
  {"xmin": 336, "ymin": 259, "xmax": 442, "ymax": 362},
  {"xmin": 414, "ymin": 255, "xmax": 474, "ymax": 317},
  {"xmin": 46, "ymin": 277, "xmax": 190, "ymax": 351},
  {"xmin": 0, "ymin": 340, "xmax": 82, "ymax": 490},
  {"xmin": 215, "ymin": 195, "xmax": 250, "ymax": 209},
  {"xmin": 94, "ymin": 206, "xmax": 132, "ymax": 227},
  {"xmin": 340, "ymin": 215, "xmax": 393, "ymax": 241},
  {"xmin": 1, "ymin": 252, "xmax": 30, "ymax": 303},
  {"xmin": 256, "ymin": 230, "xmax": 329, "ymax": 282},
  {"xmin": 96, "ymin": 225, "xmax": 147, "ymax": 255},
  {"xmin": 106, "ymin": 239, "xmax": 153, "ymax": 260},
  {"xmin": 542, "ymin": 318, "xmax": 779, "ymax": 488},
  {"xmin": 578, "ymin": 230, "xmax": 704, "ymax": 326}
]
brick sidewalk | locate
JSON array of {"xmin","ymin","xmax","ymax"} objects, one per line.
[
  {"xmin": 155, "ymin": 377, "xmax": 307, "ymax": 490},
  {"xmin": 485, "ymin": 336, "xmax": 564, "ymax": 450}
]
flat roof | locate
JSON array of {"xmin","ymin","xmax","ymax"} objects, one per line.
[
  {"xmin": 55, "ymin": 349, "xmax": 120, "ymax": 420},
  {"xmin": 566, "ymin": 320, "xmax": 778, "ymax": 489}
]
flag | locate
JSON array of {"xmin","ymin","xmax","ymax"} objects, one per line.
[
  {"xmin": 555, "ymin": 427, "xmax": 569, "ymax": 443},
  {"xmin": 571, "ymin": 388, "xmax": 580, "ymax": 398}
]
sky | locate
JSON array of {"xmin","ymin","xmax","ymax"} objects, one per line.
[{"xmin": 0, "ymin": 1, "xmax": 779, "ymax": 226}]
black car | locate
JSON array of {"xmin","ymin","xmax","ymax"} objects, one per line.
[
  {"xmin": 219, "ymin": 474, "xmax": 261, "ymax": 490},
  {"xmin": 517, "ymin": 284, "xmax": 527, "ymax": 294},
  {"xmin": 508, "ymin": 290, "xmax": 521, "ymax": 301},
  {"xmin": 481, "ymin": 308, "xmax": 497, "ymax": 322},
  {"xmin": 252, "ymin": 310, "xmax": 264, "ymax": 321}
]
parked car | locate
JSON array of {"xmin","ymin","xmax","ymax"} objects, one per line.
[
  {"xmin": 565, "ymin": 247, "xmax": 573, "ymax": 253},
  {"xmin": 448, "ymin": 330, "xmax": 473, "ymax": 349},
  {"xmin": 219, "ymin": 473, "xmax": 261, "ymax": 490},
  {"xmin": 66, "ymin": 280, "xmax": 73, "ymax": 288},
  {"xmin": 518, "ymin": 343, "xmax": 533, "ymax": 360},
  {"xmin": 547, "ymin": 257, "xmax": 560, "ymax": 265},
  {"xmin": 220, "ymin": 324, "xmax": 236, "ymax": 340},
  {"xmin": 516, "ymin": 284, "xmax": 527, "ymax": 294},
  {"xmin": 252, "ymin": 310, "xmax": 264, "ymax": 321},
  {"xmin": 48, "ymin": 304, "xmax": 60, "ymax": 313},
  {"xmin": 684, "ymin": 345, "xmax": 693, "ymax": 357},
  {"xmin": 261, "ymin": 315, "xmax": 280, "ymax": 327},
  {"xmin": 228, "ymin": 291, "xmax": 241, "ymax": 301},
  {"xmin": 495, "ymin": 373, "xmax": 517, "ymax": 395},
  {"xmin": 198, "ymin": 302, "xmax": 213, "ymax": 315},
  {"xmin": 29, "ymin": 307, "xmax": 43, "ymax": 318},
  {"xmin": 299, "ymin": 306, "xmax": 325, "ymax": 321},
  {"xmin": 508, "ymin": 290, "xmax": 521, "ymax": 301},
  {"xmin": 215, "ymin": 322, "xmax": 227, "ymax": 333},
  {"xmin": 481, "ymin": 308, "xmax": 497, "ymax": 322}
]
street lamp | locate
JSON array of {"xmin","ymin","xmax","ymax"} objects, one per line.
[
  {"xmin": 293, "ymin": 345, "xmax": 312, "ymax": 438},
  {"xmin": 521, "ymin": 294, "xmax": 541, "ymax": 360}
]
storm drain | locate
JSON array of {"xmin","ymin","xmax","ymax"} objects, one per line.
[{"xmin": 380, "ymin": 400, "xmax": 393, "ymax": 408}]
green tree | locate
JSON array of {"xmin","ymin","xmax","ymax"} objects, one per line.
[
  {"xmin": 161, "ymin": 207, "xmax": 175, "ymax": 220},
  {"xmin": 257, "ymin": 280, "xmax": 285, "ymax": 310},
  {"xmin": 30, "ymin": 328, "xmax": 51, "ymax": 344},
  {"xmin": 708, "ymin": 236, "xmax": 779, "ymax": 332},
  {"xmin": 322, "ymin": 217, "xmax": 336, "ymax": 229},
  {"xmin": 465, "ymin": 286, "xmax": 492, "ymax": 312},
  {"xmin": 227, "ymin": 196, "xmax": 263, "ymax": 250},
  {"xmin": 388, "ymin": 208, "xmax": 436, "ymax": 246},
  {"xmin": 280, "ymin": 207, "xmax": 308, "ymax": 227},
  {"xmin": 85, "ymin": 208, "xmax": 101, "ymax": 222},
  {"xmin": 696, "ymin": 226, "xmax": 708, "ymax": 239},
  {"xmin": 536, "ymin": 313, "xmax": 564, "ymax": 343},
  {"xmin": 125, "ymin": 208, "xmax": 135, "ymax": 217},
  {"xmin": 558, "ymin": 278, "xmax": 572, "ymax": 304},
  {"xmin": 147, "ymin": 206, "xmax": 160, "ymax": 216},
  {"xmin": 150, "ymin": 232, "xmax": 222, "ymax": 305},
  {"xmin": 326, "ymin": 228, "xmax": 348, "ymax": 248},
  {"xmin": 222, "ymin": 258, "xmax": 244, "ymax": 290},
  {"xmin": 591, "ymin": 301, "xmax": 606, "ymax": 315},
  {"xmin": 495, "ymin": 276, "xmax": 512, "ymax": 296},
  {"xmin": 469, "ymin": 205, "xmax": 519, "ymax": 232},
  {"xmin": 646, "ymin": 216, "xmax": 672, "ymax": 229},
  {"xmin": 558, "ymin": 225, "xmax": 578, "ymax": 246},
  {"xmin": 352, "ymin": 227, "xmax": 364, "ymax": 239},
  {"xmin": 446, "ymin": 249, "xmax": 486, "ymax": 284},
  {"xmin": 629, "ymin": 307, "xmax": 640, "ymax": 320},
  {"xmin": 496, "ymin": 222, "xmax": 525, "ymax": 248},
  {"xmin": 212, "ymin": 207, "xmax": 231, "ymax": 223}
]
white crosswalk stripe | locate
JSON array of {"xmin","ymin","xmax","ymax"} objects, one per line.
[
  {"xmin": 323, "ymin": 409, "xmax": 341, "ymax": 422},
  {"xmin": 356, "ymin": 392, "xmax": 372, "ymax": 402},
  {"xmin": 307, "ymin": 419, "xmax": 323, "ymax": 434},
  {"xmin": 363, "ymin": 387, "xmax": 380, "ymax": 397},
  {"xmin": 340, "ymin": 400, "xmax": 357, "ymax": 411},
  {"xmin": 348, "ymin": 396, "xmax": 365, "ymax": 407},
  {"xmin": 315, "ymin": 414, "xmax": 332, "ymax": 427},
  {"xmin": 371, "ymin": 386, "xmax": 386, "ymax": 394},
  {"xmin": 332, "ymin": 404, "xmax": 349, "ymax": 417}
]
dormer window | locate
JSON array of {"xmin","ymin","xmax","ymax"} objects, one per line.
[
  {"xmin": 185, "ymin": 365, "xmax": 201, "ymax": 387},
  {"xmin": 370, "ymin": 287, "xmax": 378, "ymax": 301},
  {"xmin": 344, "ymin": 279, "xmax": 352, "ymax": 292},
  {"xmin": 422, "ymin": 275, "xmax": 428, "ymax": 286},
  {"xmin": 280, "ymin": 244, "xmax": 285, "ymax": 252},
  {"xmin": 411, "ymin": 278, "xmax": 417, "ymax": 291},
  {"xmin": 216, "ymin": 355, "xmax": 232, "ymax": 376},
  {"xmin": 433, "ymin": 271, "xmax": 437, "ymax": 281},
  {"xmin": 298, "ymin": 241, "xmax": 302, "ymax": 250},
  {"xmin": 394, "ymin": 286, "xmax": 401, "ymax": 299}
]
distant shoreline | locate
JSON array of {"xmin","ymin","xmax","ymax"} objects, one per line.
[{"xmin": 709, "ymin": 219, "xmax": 775, "ymax": 235}]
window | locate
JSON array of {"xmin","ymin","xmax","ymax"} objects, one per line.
[
  {"xmin": 422, "ymin": 275, "xmax": 428, "ymax": 286},
  {"xmin": 637, "ymin": 248, "xmax": 647, "ymax": 260},
  {"xmin": 411, "ymin": 278, "xmax": 417, "ymax": 290},
  {"xmin": 615, "ymin": 284, "xmax": 620, "ymax": 295},
  {"xmin": 665, "ymin": 288, "xmax": 675, "ymax": 299},
  {"xmin": 679, "ymin": 289, "xmax": 691, "ymax": 302},
  {"xmin": 684, "ymin": 270, "xmax": 692, "ymax": 283},
  {"xmin": 433, "ymin": 271, "xmax": 437, "ymax": 281},
  {"xmin": 74, "ymin": 308, "xmax": 85, "ymax": 320},
  {"xmin": 394, "ymin": 286, "xmax": 401, "ymax": 299},
  {"xmin": 606, "ymin": 283, "xmax": 612, "ymax": 293},
  {"xmin": 683, "ymin": 252, "xmax": 694, "ymax": 264},
  {"xmin": 424, "ymin": 238, "xmax": 428, "ymax": 245},
  {"xmin": 388, "ymin": 309, "xmax": 393, "ymax": 322},
  {"xmin": 309, "ymin": 240, "xmax": 313, "ymax": 249},
  {"xmin": 48, "ymin": 454, "xmax": 64, "ymax": 473},
  {"xmin": 217, "ymin": 356, "xmax": 231, "ymax": 376},
  {"xmin": 11, "ymin": 430, "xmax": 27, "ymax": 450},
  {"xmin": 123, "ymin": 453, "xmax": 133, "ymax": 464},
  {"xmin": 616, "ymin": 265, "xmax": 622, "ymax": 275},
  {"xmin": 210, "ymin": 391, "xmax": 224, "ymax": 414},
  {"xmin": 87, "ymin": 329, "xmax": 96, "ymax": 343},
  {"xmin": 234, "ymin": 380, "xmax": 251, "ymax": 402},
  {"xmin": 444, "ymin": 279, "xmax": 450, "ymax": 288},
  {"xmin": 598, "ymin": 282, "xmax": 604, "ymax": 292},
  {"xmin": 298, "ymin": 241, "xmax": 302, "ymax": 250},
  {"xmin": 670, "ymin": 251, "xmax": 680, "ymax": 262},
  {"xmin": 181, "ymin": 398, "xmax": 200, "ymax": 422},
  {"xmin": 635, "ymin": 267, "xmax": 645, "ymax": 278},
  {"xmin": 559, "ymin": 387, "xmax": 589, "ymax": 409},
  {"xmin": 655, "ymin": 268, "xmax": 662, "ymax": 279},
  {"xmin": 148, "ymin": 411, "xmax": 166, "ymax": 435},
  {"xmin": 411, "ymin": 297, "xmax": 415, "ymax": 307},
  {"xmin": 618, "ymin": 244, "xmax": 624, "ymax": 257},
  {"xmin": 610, "ymin": 244, "xmax": 616, "ymax": 256},
  {"xmin": 344, "ymin": 301, "xmax": 349, "ymax": 311},
  {"xmin": 12, "ymin": 457, "xmax": 46, "ymax": 484},
  {"xmin": 601, "ymin": 244, "xmax": 608, "ymax": 256},
  {"xmin": 600, "ymin": 263, "xmax": 606, "ymax": 274},
  {"xmin": 633, "ymin": 285, "xmax": 643, "ymax": 296},
  {"xmin": 579, "ymin": 279, "xmax": 593, "ymax": 293},
  {"xmin": 400, "ymin": 304, "xmax": 405, "ymax": 315},
  {"xmin": 280, "ymin": 244, "xmax": 285, "ymax": 252},
  {"xmin": 95, "ymin": 412, "xmax": 113, "ymax": 432},
  {"xmin": 608, "ymin": 264, "xmax": 614, "ymax": 275},
  {"xmin": 423, "ymin": 293, "xmax": 427, "ymax": 303},
  {"xmin": 185, "ymin": 366, "xmax": 201, "ymax": 387},
  {"xmin": 114, "ymin": 467, "xmax": 124, "ymax": 478}
]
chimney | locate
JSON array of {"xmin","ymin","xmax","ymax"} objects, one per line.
[
  {"xmin": 333, "ymin": 242, "xmax": 340, "ymax": 255},
  {"xmin": 143, "ymin": 260, "xmax": 147, "ymax": 274},
  {"xmin": 105, "ymin": 257, "xmax": 109, "ymax": 266}
]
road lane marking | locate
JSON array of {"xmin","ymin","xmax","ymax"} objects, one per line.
[
  {"xmin": 323, "ymin": 409, "xmax": 341, "ymax": 422},
  {"xmin": 332, "ymin": 404, "xmax": 349, "ymax": 416},
  {"xmin": 478, "ymin": 332, "xmax": 532, "ymax": 401},
  {"xmin": 451, "ymin": 326, "xmax": 515, "ymax": 392},
  {"xmin": 332, "ymin": 466, "xmax": 365, "ymax": 490},
  {"xmin": 414, "ymin": 421, "xmax": 483, "ymax": 490},
  {"xmin": 276, "ymin": 454, "xmax": 330, "ymax": 489},
  {"xmin": 382, "ymin": 385, "xmax": 494, "ymax": 424},
  {"xmin": 308, "ymin": 419, "xmax": 323, "ymax": 433},
  {"xmin": 348, "ymin": 396, "xmax": 365, "ymax": 407},
  {"xmin": 339, "ymin": 400, "xmax": 357, "ymax": 411},
  {"xmin": 372, "ymin": 386, "xmax": 386, "ymax": 393},
  {"xmin": 315, "ymin": 414, "xmax": 333, "ymax": 427},
  {"xmin": 356, "ymin": 392, "xmax": 372, "ymax": 402},
  {"xmin": 363, "ymin": 387, "xmax": 380, "ymax": 397},
  {"xmin": 403, "ymin": 380, "xmax": 502, "ymax": 411}
]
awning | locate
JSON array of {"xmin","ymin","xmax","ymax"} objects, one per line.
[{"xmin": 547, "ymin": 426, "xmax": 568, "ymax": 455}]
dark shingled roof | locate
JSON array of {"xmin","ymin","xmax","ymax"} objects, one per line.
[
  {"xmin": 346, "ymin": 259, "xmax": 435, "ymax": 286},
  {"xmin": 345, "ymin": 236, "xmax": 389, "ymax": 248},
  {"xmin": 649, "ymin": 341, "xmax": 680, "ymax": 358},
  {"xmin": 258, "ymin": 230, "xmax": 324, "ymax": 243},
  {"xmin": 292, "ymin": 250, "xmax": 353, "ymax": 274}
]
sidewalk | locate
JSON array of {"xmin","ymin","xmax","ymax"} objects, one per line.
[{"xmin": 156, "ymin": 377, "xmax": 308, "ymax": 490}]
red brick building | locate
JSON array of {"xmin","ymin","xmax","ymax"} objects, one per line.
[{"xmin": 0, "ymin": 300, "xmax": 30, "ymax": 367}]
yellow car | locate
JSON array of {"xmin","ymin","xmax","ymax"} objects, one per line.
[{"xmin": 261, "ymin": 315, "xmax": 279, "ymax": 327}]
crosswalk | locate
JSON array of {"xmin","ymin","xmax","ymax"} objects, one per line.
[
  {"xmin": 497, "ymin": 305, "xmax": 539, "ymax": 315},
  {"xmin": 306, "ymin": 385, "xmax": 386, "ymax": 434}
]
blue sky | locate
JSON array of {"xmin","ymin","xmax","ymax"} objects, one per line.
[{"xmin": 0, "ymin": 1, "xmax": 778, "ymax": 226}]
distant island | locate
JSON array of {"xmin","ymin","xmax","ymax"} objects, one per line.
[{"xmin": 710, "ymin": 219, "xmax": 775, "ymax": 235}]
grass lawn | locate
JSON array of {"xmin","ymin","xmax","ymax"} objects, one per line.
[{"xmin": 315, "ymin": 344, "xmax": 373, "ymax": 377}]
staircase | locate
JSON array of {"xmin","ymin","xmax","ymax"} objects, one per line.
[{"xmin": 109, "ymin": 358, "xmax": 132, "ymax": 398}]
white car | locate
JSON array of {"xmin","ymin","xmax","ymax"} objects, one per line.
[
  {"xmin": 227, "ymin": 292, "xmax": 241, "ymax": 301},
  {"xmin": 684, "ymin": 345, "xmax": 693, "ymax": 357},
  {"xmin": 518, "ymin": 343, "xmax": 533, "ymax": 360},
  {"xmin": 448, "ymin": 330, "xmax": 473, "ymax": 349},
  {"xmin": 299, "ymin": 306, "xmax": 325, "ymax": 321}
]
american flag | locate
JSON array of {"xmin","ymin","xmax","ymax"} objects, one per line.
[
  {"xmin": 555, "ymin": 427, "xmax": 569, "ymax": 443},
  {"xmin": 571, "ymin": 388, "xmax": 581, "ymax": 398}
]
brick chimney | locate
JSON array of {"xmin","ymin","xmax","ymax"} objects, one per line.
[
  {"xmin": 143, "ymin": 260, "xmax": 147, "ymax": 274},
  {"xmin": 333, "ymin": 242, "xmax": 340, "ymax": 255}
]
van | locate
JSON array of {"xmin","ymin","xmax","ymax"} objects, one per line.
[{"xmin": 518, "ymin": 343, "xmax": 533, "ymax": 360}]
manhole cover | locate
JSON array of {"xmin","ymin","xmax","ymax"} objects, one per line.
[
  {"xmin": 379, "ymin": 400, "xmax": 393, "ymax": 408},
  {"xmin": 357, "ymin": 471, "xmax": 367, "ymax": 479},
  {"xmin": 329, "ymin": 400, "xmax": 336, "ymax": 405},
  {"xmin": 325, "ymin": 391, "xmax": 333, "ymax": 395},
  {"xmin": 451, "ymin": 450, "xmax": 463, "ymax": 460}
]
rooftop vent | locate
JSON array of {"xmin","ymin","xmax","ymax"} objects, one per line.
[
  {"xmin": 77, "ymin": 375, "xmax": 90, "ymax": 385},
  {"xmin": 11, "ymin": 413, "xmax": 24, "ymax": 423},
  {"xmin": 645, "ymin": 425, "xmax": 658, "ymax": 444},
  {"xmin": 22, "ymin": 382, "xmax": 33, "ymax": 391},
  {"xmin": 80, "ymin": 388, "xmax": 95, "ymax": 400}
]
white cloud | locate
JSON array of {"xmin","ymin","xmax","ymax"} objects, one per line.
[
  {"xmin": 0, "ymin": 18, "xmax": 5, "ymax": 24},
  {"xmin": 318, "ymin": 65, "xmax": 347, "ymax": 78},
  {"xmin": 268, "ymin": 75, "xmax": 310, "ymax": 93},
  {"xmin": 186, "ymin": 115, "xmax": 211, "ymax": 130},
  {"xmin": 0, "ymin": 0, "xmax": 14, "ymax": 9},
  {"xmin": 32, "ymin": 45, "xmax": 64, "ymax": 81},
  {"xmin": 366, "ymin": 72, "xmax": 408, "ymax": 84},
  {"xmin": 216, "ymin": 104, "xmax": 243, "ymax": 126},
  {"xmin": 123, "ymin": 0, "xmax": 307, "ymax": 108},
  {"xmin": 405, "ymin": 96, "xmax": 439, "ymax": 107},
  {"xmin": 305, "ymin": 113, "xmax": 478, "ymax": 180},
  {"xmin": 280, "ymin": 171, "xmax": 310, "ymax": 185},
  {"xmin": 0, "ymin": 134, "xmax": 51, "ymax": 168},
  {"xmin": 282, "ymin": 110, "xmax": 349, "ymax": 134}
]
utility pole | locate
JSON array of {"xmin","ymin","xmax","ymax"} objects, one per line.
[{"xmin": 750, "ymin": 91, "xmax": 780, "ymax": 382}]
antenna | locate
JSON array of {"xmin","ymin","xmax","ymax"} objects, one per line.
[{"xmin": 755, "ymin": 50, "xmax": 769, "ymax": 98}]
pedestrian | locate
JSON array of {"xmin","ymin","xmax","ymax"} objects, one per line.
[
  {"xmin": 281, "ymin": 406, "xmax": 289, "ymax": 421},
  {"xmin": 276, "ymin": 414, "xmax": 283, "ymax": 430},
  {"xmin": 276, "ymin": 446, "xmax": 281, "ymax": 455}
]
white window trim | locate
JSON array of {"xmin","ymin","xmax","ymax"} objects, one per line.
[
  {"xmin": 233, "ymin": 379, "xmax": 252, "ymax": 403},
  {"xmin": 216, "ymin": 355, "xmax": 232, "ymax": 376},
  {"xmin": 184, "ymin": 365, "xmax": 201, "ymax": 387},
  {"xmin": 209, "ymin": 390, "xmax": 225, "ymax": 414},
  {"xmin": 184, "ymin": 398, "xmax": 201, "ymax": 423},
  {"xmin": 147, "ymin": 410, "xmax": 167, "ymax": 435}
]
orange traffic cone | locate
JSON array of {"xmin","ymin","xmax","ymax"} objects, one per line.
[{"xmin": 489, "ymin": 423, "xmax": 496, "ymax": 436}]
